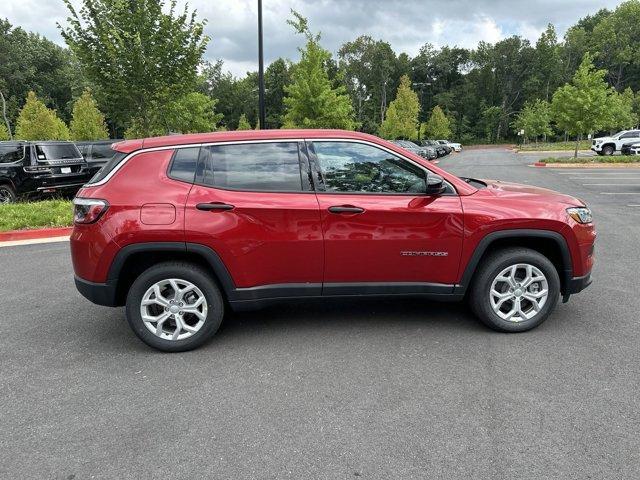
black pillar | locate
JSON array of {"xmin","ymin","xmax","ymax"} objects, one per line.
[{"xmin": 258, "ymin": 0, "xmax": 266, "ymax": 129}]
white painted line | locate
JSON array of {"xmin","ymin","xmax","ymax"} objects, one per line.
[
  {"xmin": 628, "ymin": 204, "xmax": 640, "ymax": 207},
  {"xmin": 0, "ymin": 236, "xmax": 70, "ymax": 248},
  {"xmin": 599, "ymin": 192, "xmax": 640, "ymax": 195},
  {"xmin": 582, "ymin": 183, "xmax": 640, "ymax": 186}
]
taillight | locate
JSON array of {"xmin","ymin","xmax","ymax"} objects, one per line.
[{"xmin": 73, "ymin": 197, "xmax": 109, "ymax": 224}]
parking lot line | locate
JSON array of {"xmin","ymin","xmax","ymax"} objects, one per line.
[
  {"xmin": 628, "ymin": 204, "xmax": 640, "ymax": 207},
  {"xmin": 571, "ymin": 177, "xmax": 640, "ymax": 180},
  {"xmin": 557, "ymin": 171, "xmax": 640, "ymax": 175},
  {"xmin": 599, "ymin": 192, "xmax": 640, "ymax": 195},
  {"xmin": 582, "ymin": 183, "xmax": 640, "ymax": 186}
]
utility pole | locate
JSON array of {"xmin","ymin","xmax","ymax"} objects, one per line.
[{"xmin": 257, "ymin": 0, "xmax": 266, "ymax": 129}]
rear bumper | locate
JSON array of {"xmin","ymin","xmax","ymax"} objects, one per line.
[
  {"xmin": 75, "ymin": 276, "xmax": 119, "ymax": 306},
  {"xmin": 566, "ymin": 272, "xmax": 592, "ymax": 295}
]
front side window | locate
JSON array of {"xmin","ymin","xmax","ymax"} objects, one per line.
[
  {"xmin": 197, "ymin": 142, "xmax": 303, "ymax": 191},
  {"xmin": 311, "ymin": 141, "xmax": 426, "ymax": 194}
]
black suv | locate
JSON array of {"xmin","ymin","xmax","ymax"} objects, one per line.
[
  {"xmin": 0, "ymin": 141, "xmax": 92, "ymax": 203},
  {"xmin": 76, "ymin": 140, "xmax": 122, "ymax": 175},
  {"xmin": 422, "ymin": 140, "xmax": 449, "ymax": 157}
]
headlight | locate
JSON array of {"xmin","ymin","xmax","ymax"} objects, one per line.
[{"xmin": 567, "ymin": 207, "xmax": 593, "ymax": 224}]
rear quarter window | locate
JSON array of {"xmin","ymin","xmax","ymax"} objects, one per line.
[
  {"xmin": 88, "ymin": 152, "xmax": 127, "ymax": 184},
  {"xmin": 168, "ymin": 147, "xmax": 200, "ymax": 183}
]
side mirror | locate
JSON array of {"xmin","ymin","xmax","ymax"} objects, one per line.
[{"xmin": 426, "ymin": 173, "xmax": 446, "ymax": 195}]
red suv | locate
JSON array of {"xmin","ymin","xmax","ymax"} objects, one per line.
[{"xmin": 71, "ymin": 130, "xmax": 595, "ymax": 351}]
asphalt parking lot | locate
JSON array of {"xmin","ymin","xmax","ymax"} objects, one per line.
[{"xmin": 1, "ymin": 148, "xmax": 639, "ymax": 479}]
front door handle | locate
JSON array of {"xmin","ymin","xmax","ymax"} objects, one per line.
[
  {"xmin": 196, "ymin": 202, "xmax": 235, "ymax": 211},
  {"xmin": 328, "ymin": 205, "xmax": 365, "ymax": 214}
]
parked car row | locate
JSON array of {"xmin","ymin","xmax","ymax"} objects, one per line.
[
  {"xmin": 390, "ymin": 139, "xmax": 462, "ymax": 161},
  {"xmin": 0, "ymin": 139, "xmax": 120, "ymax": 203},
  {"xmin": 591, "ymin": 130, "xmax": 640, "ymax": 155}
]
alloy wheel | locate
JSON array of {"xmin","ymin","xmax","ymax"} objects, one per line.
[
  {"xmin": 489, "ymin": 263, "xmax": 549, "ymax": 322},
  {"xmin": 140, "ymin": 278, "xmax": 208, "ymax": 341}
]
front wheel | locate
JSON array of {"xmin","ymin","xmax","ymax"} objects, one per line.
[
  {"xmin": 602, "ymin": 145, "xmax": 615, "ymax": 156},
  {"xmin": 469, "ymin": 248, "xmax": 560, "ymax": 332},
  {"xmin": 125, "ymin": 262, "xmax": 224, "ymax": 352}
]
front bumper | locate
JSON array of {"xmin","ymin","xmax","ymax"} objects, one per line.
[
  {"xmin": 75, "ymin": 276, "xmax": 119, "ymax": 306},
  {"xmin": 565, "ymin": 272, "xmax": 592, "ymax": 295}
]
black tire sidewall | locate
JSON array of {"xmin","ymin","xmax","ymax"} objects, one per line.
[
  {"xmin": 603, "ymin": 145, "xmax": 614, "ymax": 156},
  {"xmin": 470, "ymin": 249, "xmax": 560, "ymax": 332},
  {"xmin": 125, "ymin": 263, "xmax": 224, "ymax": 352}
]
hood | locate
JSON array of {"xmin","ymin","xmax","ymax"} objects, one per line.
[
  {"xmin": 481, "ymin": 179, "xmax": 584, "ymax": 206},
  {"xmin": 593, "ymin": 136, "xmax": 614, "ymax": 142}
]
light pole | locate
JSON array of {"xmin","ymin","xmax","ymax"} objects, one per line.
[
  {"xmin": 257, "ymin": 0, "xmax": 266, "ymax": 129},
  {"xmin": 413, "ymin": 82, "xmax": 430, "ymax": 142}
]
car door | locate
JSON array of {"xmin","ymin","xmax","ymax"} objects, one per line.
[
  {"xmin": 307, "ymin": 140, "xmax": 464, "ymax": 294},
  {"xmin": 184, "ymin": 140, "xmax": 324, "ymax": 294}
]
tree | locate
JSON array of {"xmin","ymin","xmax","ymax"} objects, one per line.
[
  {"xmin": 379, "ymin": 75, "xmax": 420, "ymax": 139},
  {"xmin": 282, "ymin": 11, "xmax": 355, "ymax": 130},
  {"xmin": 512, "ymin": 99, "xmax": 552, "ymax": 143},
  {"xmin": 237, "ymin": 114, "xmax": 252, "ymax": 130},
  {"xmin": 551, "ymin": 54, "xmax": 613, "ymax": 156},
  {"xmin": 70, "ymin": 89, "xmax": 108, "ymax": 140},
  {"xmin": 422, "ymin": 105, "xmax": 452, "ymax": 139},
  {"xmin": 605, "ymin": 87, "xmax": 637, "ymax": 131},
  {"xmin": 15, "ymin": 91, "xmax": 70, "ymax": 140},
  {"xmin": 264, "ymin": 58, "xmax": 291, "ymax": 128},
  {"xmin": 60, "ymin": 0, "xmax": 208, "ymax": 135},
  {"xmin": 125, "ymin": 92, "xmax": 222, "ymax": 138},
  {"xmin": 0, "ymin": 122, "xmax": 9, "ymax": 141}
]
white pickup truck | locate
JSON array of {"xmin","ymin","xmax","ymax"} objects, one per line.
[{"xmin": 591, "ymin": 130, "xmax": 640, "ymax": 155}]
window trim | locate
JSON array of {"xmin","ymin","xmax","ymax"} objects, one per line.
[
  {"xmin": 306, "ymin": 139, "xmax": 457, "ymax": 196},
  {"xmin": 191, "ymin": 140, "xmax": 314, "ymax": 194},
  {"xmin": 85, "ymin": 137, "xmax": 457, "ymax": 195}
]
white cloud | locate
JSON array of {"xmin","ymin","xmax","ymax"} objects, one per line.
[{"xmin": 2, "ymin": 0, "xmax": 624, "ymax": 76}]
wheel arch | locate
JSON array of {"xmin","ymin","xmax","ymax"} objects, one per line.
[
  {"xmin": 456, "ymin": 229, "xmax": 573, "ymax": 296},
  {"xmin": 108, "ymin": 242, "xmax": 237, "ymax": 306}
]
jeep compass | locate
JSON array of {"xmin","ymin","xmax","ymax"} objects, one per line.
[{"xmin": 70, "ymin": 130, "xmax": 595, "ymax": 352}]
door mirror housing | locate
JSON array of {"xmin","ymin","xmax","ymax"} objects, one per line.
[{"xmin": 425, "ymin": 173, "xmax": 446, "ymax": 195}]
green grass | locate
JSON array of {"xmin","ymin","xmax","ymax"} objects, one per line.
[
  {"xmin": 519, "ymin": 140, "xmax": 592, "ymax": 151},
  {"xmin": 540, "ymin": 155, "xmax": 640, "ymax": 164},
  {"xmin": 0, "ymin": 199, "xmax": 73, "ymax": 232}
]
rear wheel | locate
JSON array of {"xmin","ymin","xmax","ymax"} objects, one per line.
[
  {"xmin": 125, "ymin": 262, "xmax": 224, "ymax": 352},
  {"xmin": 469, "ymin": 248, "xmax": 560, "ymax": 332},
  {"xmin": 0, "ymin": 184, "xmax": 16, "ymax": 204}
]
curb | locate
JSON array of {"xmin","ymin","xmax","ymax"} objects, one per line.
[
  {"xmin": 0, "ymin": 226, "xmax": 73, "ymax": 242},
  {"xmin": 529, "ymin": 163, "xmax": 640, "ymax": 169}
]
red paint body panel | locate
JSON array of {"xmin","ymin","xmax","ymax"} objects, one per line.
[
  {"xmin": 185, "ymin": 186, "xmax": 324, "ymax": 287},
  {"xmin": 315, "ymin": 194, "xmax": 463, "ymax": 284},
  {"xmin": 71, "ymin": 130, "xmax": 596, "ymax": 295}
]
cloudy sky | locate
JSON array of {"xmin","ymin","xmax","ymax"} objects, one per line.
[{"xmin": 4, "ymin": 0, "xmax": 623, "ymax": 76}]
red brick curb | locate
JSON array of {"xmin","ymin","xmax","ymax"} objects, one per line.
[{"xmin": 0, "ymin": 226, "xmax": 73, "ymax": 242}]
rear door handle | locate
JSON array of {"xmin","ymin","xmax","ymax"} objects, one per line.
[
  {"xmin": 196, "ymin": 202, "xmax": 235, "ymax": 211},
  {"xmin": 328, "ymin": 205, "xmax": 365, "ymax": 214}
]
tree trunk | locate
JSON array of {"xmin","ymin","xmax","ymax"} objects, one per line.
[{"xmin": 574, "ymin": 137, "xmax": 579, "ymax": 159}]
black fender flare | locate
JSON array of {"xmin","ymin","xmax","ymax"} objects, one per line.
[
  {"xmin": 107, "ymin": 242, "xmax": 238, "ymax": 299},
  {"xmin": 454, "ymin": 229, "xmax": 573, "ymax": 294}
]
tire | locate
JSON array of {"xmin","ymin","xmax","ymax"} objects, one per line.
[
  {"xmin": 0, "ymin": 184, "xmax": 16, "ymax": 204},
  {"xmin": 602, "ymin": 145, "xmax": 615, "ymax": 156},
  {"xmin": 125, "ymin": 262, "xmax": 224, "ymax": 352},
  {"xmin": 469, "ymin": 247, "xmax": 560, "ymax": 333}
]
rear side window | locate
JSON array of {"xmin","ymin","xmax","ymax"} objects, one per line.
[
  {"xmin": 168, "ymin": 147, "xmax": 200, "ymax": 183},
  {"xmin": 197, "ymin": 142, "xmax": 304, "ymax": 191},
  {"xmin": 0, "ymin": 144, "xmax": 25, "ymax": 164},
  {"xmin": 88, "ymin": 152, "xmax": 127, "ymax": 184}
]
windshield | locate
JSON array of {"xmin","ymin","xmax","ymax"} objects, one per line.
[{"xmin": 35, "ymin": 144, "xmax": 83, "ymax": 162}]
